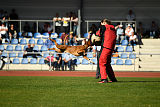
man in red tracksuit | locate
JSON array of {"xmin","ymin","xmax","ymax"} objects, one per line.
[{"xmin": 98, "ymin": 19, "xmax": 117, "ymax": 83}]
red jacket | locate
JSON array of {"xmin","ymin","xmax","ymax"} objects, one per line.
[{"xmin": 100, "ymin": 24, "xmax": 117, "ymax": 50}]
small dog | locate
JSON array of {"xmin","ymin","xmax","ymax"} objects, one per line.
[{"xmin": 48, "ymin": 36, "xmax": 95, "ymax": 64}]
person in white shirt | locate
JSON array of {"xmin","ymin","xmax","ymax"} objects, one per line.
[
  {"xmin": 53, "ymin": 13, "xmax": 62, "ymax": 34},
  {"xmin": 116, "ymin": 25, "xmax": 124, "ymax": 44},
  {"xmin": 0, "ymin": 23, "xmax": 8, "ymax": 42},
  {"xmin": 125, "ymin": 24, "xmax": 134, "ymax": 42},
  {"xmin": 62, "ymin": 13, "xmax": 70, "ymax": 34},
  {"xmin": 129, "ymin": 33, "xmax": 137, "ymax": 51},
  {"xmin": 62, "ymin": 53, "xmax": 73, "ymax": 71}
]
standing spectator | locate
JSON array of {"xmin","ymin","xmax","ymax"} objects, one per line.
[
  {"xmin": 89, "ymin": 24, "xmax": 98, "ymax": 35},
  {"xmin": 60, "ymin": 32, "xmax": 68, "ymax": 45},
  {"xmin": 9, "ymin": 9, "xmax": 19, "ymax": 30},
  {"xmin": 53, "ymin": 13, "xmax": 62, "ymax": 34},
  {"xmin": 0, "ymin": 23, "xmax": 8, "ymax": 43},
  {"xmin": 23, "ymin": 22, "xmax": 30, "ymax": 37},
  {"xmin": 116, "ymin": 25, "xmax": 124, "ymax": 44},
  {"xmin": 126, "ymin": 9, "xmax": 136, "ymax": 21},
  {"xmin": 0, "ymin": 9, "xmax": 4, "ymax": 19},
  {"xmin": 31, "ymin": 22, "xmax": 37, "ymax": 34},
  {"xmin": 137, "ymin": 22, "xmax": 144, "ymax": 45},
  {"xmin": 62, "ymin": 13, "xmax": 70, "ymax": 34},
  {"xmin": 71, "ymin": 13, "xmax": 78, "ymax": 36},
  {"xmin": 150, "ymin": 21, "xmax": 159, "ymax": 38},
  {"xmin": 129, "ymin": 33, "xmax": 137, "ymax": 51},
  {"xmin": 8, "ymin": 24, "xmax": 17, "ymax": 42},
  {"xmin": 125, "ymin": 24, "xmax": 134, "ymax": 43},
  {"xmin": 44, "ymin": 53, "xmax": 56, "ymax": 71}
]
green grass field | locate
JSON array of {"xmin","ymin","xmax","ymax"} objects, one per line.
[{"xmin": 0, "ymin": 76, "xmax": 160, "ymax": 107}]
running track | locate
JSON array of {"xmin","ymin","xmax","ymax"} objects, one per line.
[{"xmin": 0, "ymin": 71, "xmax": 160, "ymax": 78}]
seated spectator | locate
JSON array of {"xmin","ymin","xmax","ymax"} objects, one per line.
[
  {"xmin": 8, "ymin": 24, "xmax": 17, "ymax": 42},
  {"xmin": 44, "ymin": 35, "xmax": 54, "ymax": 48},
  {"xmin": 44, "ymin": 53, "xmax": 56, "ymax": 71},
  {"xmin": 62, "ymin": 53, "xmax": 74, "ymax": 71},
  {"xmin": 125, "ymin": 24, "xmax": 134, "ymax": 42},
  {"xmin": 54, "ymin": 54, "xmax": 62, "ymax": 70},
  {"xmin": 116, "ymin": 25, "xmax": 124, "ymax": 44},
  {"xmin": 0, "ymin": 23, "xmax": 8, "ymax": 43},
  {"xmin": 60, "ymin": 32, "xmax": 68, "ymax": 45},
  {"xmin": 23, "ymin": 44, "xmax": 41, "ymax": 58},
  {"xmin": 129, "ymin": 33, "xmax": 137, "ymax": 51},
  {"xmin": 150, "ymin": 21, "xmax": 159, "ymax": 38},
  {"xmin": 112, "ymin": 48, "xmax": 119, "ymax": 58},
  {"xmin": 0, "ymin": 50, "xmax": 8, "ymax": 70},
  {"xmin": 68, "ymin": 32, "xmax": 76, "ymax": 46}
]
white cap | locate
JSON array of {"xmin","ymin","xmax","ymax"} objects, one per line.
[
  {"xmin": 128, "ymin": 24, "xmax": 131, "ymax": 26},
  {"xmin": 119, "ymin": 25, "xmax": 123, "ymax": 27}
]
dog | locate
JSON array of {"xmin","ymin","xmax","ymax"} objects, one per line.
[{"xmin": 48, "ymin": 36, "xmax": 95, "ymax": 64}]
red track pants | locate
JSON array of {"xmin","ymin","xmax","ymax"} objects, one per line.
[{"xmin": 99, "ymin": 48, "xmax": 116, "ymax": 80}]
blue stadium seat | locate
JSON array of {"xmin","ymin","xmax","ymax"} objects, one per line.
[
  {"xmin": 28, "ymin": 39, "xmax": 35, "ymax": 44},
  {"xmin": 91, "ymin": 58, "xmax": 97, "ymax": 65},
  {"xmin": 117, "ymin": 46, "xmax": 124, "ymax": 52},
  {"xmin": 0, "ymin": 45, "xmax": 4, "ymax": 51},
  {"xmin": 42, "ymin": 33, "xmax": 49, "ymax": 39},
  {"xmin": 34, "ymin": 32, "xmax": 41, "ymax": 38},
  {"xmin": 20, "ymin": 39, "xmax": 27, "ymax": 45},
  {"xmin": 18, "ymin": 32, "xmax": 22, "ymax": 38},
  {"xmin": 39, "ymin": 58, "xmax": 45, "ymax": 64},
  {"xmin": 87, "ymin": 52, "xmax": 93, "ymax": 58},
  {"xmin": 12, "ymin": 58, "xmax": 20, "ymax": 64},
  {"xmin": 43, "ymin": 53, "xmax": 49, "ymax": 58},
  {"xmin": 37, "ymin": 39, "xmax": 44, "ymax": 45},
  {"xmin": 129, "ymin": 53, "xmax": 136, "ymax": 59},
  {"xmin": 111, "ymin": 59, "xmax": 115, "ymax": 65},
  {"xmin": 120, "ymin": 53, "xmax": 128, "ymax": 59},
  {"xmin": 56, "ymin": 39, "xmax": 62, "ymax": 45},
  {"xmin": 126, "ymin": 46, "xmax": 133, "ymax": 52},
  {"xmin": 116, "ymin": 59, "xmax": 123, "ymax": 65},
  {"xmin": 15, "ymin": 45, "xmax": 22, "ymax": 51},
  {"xmin": 51, "ymin": 33, "xmax": 58, "ymax": 38},
  {"xmin": 59, "ymin": 33, "xmax": 63, "ymax": 38},
  {"xmin": 84, "ymin": 33, "xmax": 89, "ymax": 38},
  {"xmin": 121, "ymin": 40, "xmax": 128, "ymax": 46},
  {"xmin": 30, "ymin": 58, "xmax": 37, "ymax": 64},
  {"xmin": 33, "ymin": 45, "xmax": 39, "ymax": 51},
  {"xmin": 82, "ymin": 59, "xmax": 89, "ymax": 65},
  {"xmin": 6, "ymin": 45, "xmax": 13, "ymax": 51},
  {"xmin": 28, "ymin": 32, "xmax": 33, "ymax": 38},
  {"xmin": 125, "ymin": 59, "xmax": 132, "ymax": 65},
  {"xmin": 40, "ymin": 45, "xmax": 48, "ymax": 51},
  {"xmin": 23, "ymin": 45, "xmax": 28, "ymax": 51},
  {"xmin": 18, "ymin": 52, "xmax": 24, "ymax": 58},
  {"xmin": 9, "ymin": 53, "xmax": 16, "ymax": 58},
  {"xmin": 21, "ymin": 58, "xmax": 28, "ymax": 64},
  {"xmin": 2, "ymin": 52, "xmax": 7, "ymax": 57},
  {"xmin": 11, "ymin": 39, "xmax": 18, "ymax": 45}
]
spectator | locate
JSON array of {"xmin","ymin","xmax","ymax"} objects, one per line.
[
  {"xmin": 9, "ymin": 9, "xmax": 19, "ymax": 30},
  {"xmin": 0, "ymin": 23, "xmax": 8, "ymax": 43},
  {"xmin": 89, "ymin": 24, "xmax": 98, "ymax": 35},
  {"xmin": 126, "ymin": 9, "xmax": 136, "ymax": 21},
  {"xmin": 53, "ymin": 13, "xmax": 62, "ymax": 34},
  {"xmin": 68, "ymin": 32, "xmax": 75, "ymax": 46},
  {"xmin": 125, "ymin": 24, "xmax": 134, "ymax": 43},
  {"xmin": 62, "ymin": 53, "xmax": 73, "ymax": 71},
  {"xmin": 116, "ymin": 25, "xmax": 124, "ymax": 44},
  {"xmin": 62, "ymin": 13, "xmax": 70, "ymax": 34},
  {"xmin": 112, "ymin": 48, "xmax": 119, "ymax": 58},
  {"xmin": 0, "ymin": 9, "xmax": 4, "ymax": 19},
  {"xmin": 137, "ymin": 22, "xmax": 144, "ymax": 45},
  {"xmin": 54, "ymin": 54, "xmax": 62, "ymax": 71},
  {"xmin": 44, "ymin": 53, "xmax": 56, "ymax": 71},
  {"xmin": 8, "ymin": 24, "xmax": 17, "ymax": 42},
  {"xmin": 44, "ymin": 35, "xmax": 54, "ymax": 48},
  {"xmin": 41, "ymin": 22, "xmax": 49, "ymax": 33},
  {"xmin": 129, "ymin": 33, "xmax": 137, "ymax": 51},
  {"xmin": 60, "ymin": 32, "xmax": 68, "ymax": 45},
  {"xmin": 23, "ymin": 44, "xmax": 41, "ymax": 58},
  {"xmin": 71, "ymin": 13, "xmax": 78, "ymax": 36},
  {"xmin": 150, "ymin": 21, "xmax": 159, "ymax": 38},
  {"xmin": 31, "ymin": 22, "xmax": 37, "ymax": 34},
  {"xmin": 0, "ymin": 50, "xmax": 8, "ymax": 70}
]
